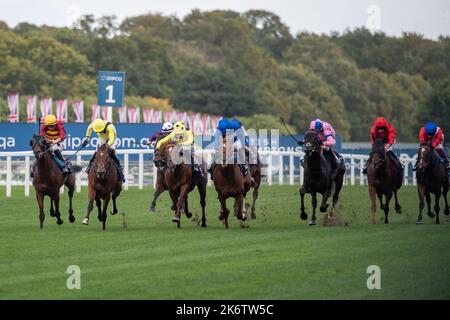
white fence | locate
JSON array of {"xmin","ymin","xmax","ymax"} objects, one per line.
[{"xmin": 0, "ymin": 149, "xmax": 418, "ymax": 197}]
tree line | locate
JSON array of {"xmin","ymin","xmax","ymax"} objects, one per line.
[{"xmin": 0, "ymin": 10, "xmax": 448, "ymax": 141}]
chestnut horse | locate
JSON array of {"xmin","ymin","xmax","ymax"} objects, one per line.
[
  {"xmin": 247, "ymin": 147, "xmax": 262, "ymax": 219},
  {"xmin": 367, "ymin": 137, "xmax": 403, "ymax": 224},
  {"xmin": 211, "ymin": 142, "xmax": 251, "ymax": 228},
  {"xmin": 30, "ymin": 134, "xmax": 81, "ymax": 228},
  {"xmin": 299, "ymin": 130, "xmax": 345, "ymax": 225},
  {"xmin": 82, "ymin": 144, "xmax": 122, "ymax": 230},
  {"xmin": 154, "ymin": 142, "xmax": 207, "ymax": 228},
  {"xmin": 416, "ymin": 143, "xmax": 449, "ymax": 224}
]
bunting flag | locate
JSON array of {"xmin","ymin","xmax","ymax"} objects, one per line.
[
  {"xmin": 142, "ymin": 108, "xmax": 153, "ymax": 123},
  {"xmin": 72, "ymin": 100, "xmax": 84, "ymax": 123},
  {"xmin": 128, "ymin": 107, "xmax": 140, "ymax": 123},
  {"xmin": 101, "ymin": 106, "xmax": 113, "ymax": 122},
  {"xmin": 56, "ymin": 99, "xmax": 68, "ymax": 122},
  {"xmin": 118, "ymin": 106, "xmax": 127, "ymax": 123},
  {"xmin": 40, "ymin": 97, "xmax": 53, "ymax": 120},
  {"xmin": 91, "ymin": 104, "xmax": 100, "ymax": 122},
  {"xmin": 7, "ymin": 93, "xmax": 19, "ymax": 123},
  {"xmin": 26, "ymin": 96, "xmax": 37, "ymax": 123},
  {"xmin": 171, "ymin": 110, "xmax": 178, "ymax": 122},
  {"xmin": 163, "ymin": 111, "xmax": 172, "ymax": 122},
  {"xmin": 152, "ymin": 110, "xmax": 162, "ymax": 123}
]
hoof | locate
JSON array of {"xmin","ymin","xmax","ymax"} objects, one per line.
[
  {"xmin": 238, "ymin": 214, "xmax": 247, "ymax": 222},
  {"xmin": 110, "ymin": 209, "xmax": 118, "ymax": 216},
  {"xmin": 309, "ymin": 220, "xmax": 317, "ymax": 226},
  {"xmin": 49, "ymin": 210, "xmax": 55, "ymax": 217},
  {"xmin": 396, "ymin": 207, "xmax": 402, "ymax": 214},
  {"xmin": 98, "ymin": 215, "xmax": 103, "ymax": 222},
  {"xmin": 149, "ymin": 207, "xmax": 156, "ymax": 213},
  {"xmin": 428, "ymin": 212, "xmax": 435, "ymax": 218},
  {"xmin": 417, "ymin": 219, "xmax": 423, "ymax": 225},
  {"xmin": 444, "ymin": 208, "xmax": 449, "ymax": 216},
  {"xmin": 185, "ymin": 211, "xmax": 193, "ymax": 218},
  {"xmin": 170, "ymin": 204, "xmax": 176, "ymax": 211},
  {"xmin": 201, "ymin": 223, "xmax": 207, "ymax": 228},
  {"xmin": 172, "ymin": 216, "xmax": 180, "ymax": 223},
  {"xmin": 320, "ymin": 206, "xmax": 327, "ymax": 213},
  {"xmin": 57, "ymin": 219, "xmax": 64, "ymax": 225},
  {"xmin": 300, "ymin": 212, "xmax": 308, "ymax": 221},
  {"xmin": 218, "ymin": 214, "xmax": 224, "ymax": 221},
  {"xmin": 251, "ymin": 213, "xmax": 256, "ymax": 220},
  {"xmin": 82, "ymin": 218, "xmax": 89, "ymax": 225},
  {"xmin": 69, "ymin": 215, "xmax": 75, "ymax": 223}
]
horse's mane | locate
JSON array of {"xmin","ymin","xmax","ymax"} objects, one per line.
[{"xmin": 372, "ymin": 137, "xmax": 385, "ymax": 155}]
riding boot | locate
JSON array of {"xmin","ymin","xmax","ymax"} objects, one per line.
[
  {"xmin": 110, "ymin": 152, "xmax": 125, "ymax": 182},
  {"xmin": 54, "ymin": 149, "xmax": 70, "ymax": 175},
  {"xmin": 86, "ymin": 152, "xmax": 96, "ymax": 174}
]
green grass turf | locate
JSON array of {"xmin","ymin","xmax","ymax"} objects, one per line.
[{"xmin": 0, "ymin": 185, "xmax": 449, "ymax": 299}]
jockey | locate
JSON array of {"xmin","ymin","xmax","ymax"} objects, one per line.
[
  {"xmin": 147, "ymin": 122, "xmax": 174, "ymax": 148},
  {"xmin": 82, "ymin": 118, "xmax": 125, "ymax": 182},
  {"xmin": 39, "ymin": 114, "xmax": 70, "ymax": 175},
  {"xmin": 155, "ymin": 120, "xmax": 204, "ymax": 178},
  {"xmin": 416, "ymin": 122, "xmax": 450, "ymax": 177},
  {"xmin": 363, "ymin": 117, "xmax": 403, "ymax": 175},
  {"xmin": 309, "ymin": 119, "xmax": 340, "ymax": 178}
]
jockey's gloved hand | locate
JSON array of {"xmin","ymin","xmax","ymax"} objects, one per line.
[{"xmin": 82, "ymin": 138, "xmax": 89, "ymax": 147}]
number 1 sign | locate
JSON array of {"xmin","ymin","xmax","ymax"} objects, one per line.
[{"xmin": 97, "ymin": 71, "xmax": 125, "ymax": 107}]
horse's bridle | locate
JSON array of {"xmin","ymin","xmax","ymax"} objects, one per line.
[
  {"xmin": 31, "ymin": 137, "xmax": 51, "ymax": 160},
  {"xmin": 418, "ymin": 145, "xmax": 433, "ymax": 171},
  {"xmin": 93, "ymin": 150, "xmax": 111, "ymax": 180},
  {"xmin": 304, "ymin": 131, "xmax": 322, "ymax": 154}
]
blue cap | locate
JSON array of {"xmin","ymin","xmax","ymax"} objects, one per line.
[
  {"xmin": 314, "ymin": 119, "xmax": 323, "ymax": 132},
  {"xmin": 217, "ymin": 118, "xmax": 230, "ymax": 134},
  {"xmin": 425, "ymin": 122, "xmax": 437, "ymax": 135},
  {"xmin": 229, "ymin": 118, "xmax": 242, "ymax": 130}
]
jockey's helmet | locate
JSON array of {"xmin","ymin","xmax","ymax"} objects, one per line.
[
  {"xmin": 314, "ymin": 119, "xmax": 323, "ymax": 132},
  {"xmin": 44, "ymin": 114, "xmax": 57, "ymax": 126},
  {"xmin": 375, "ymin": 117, "xmax": 388, "ymax": 129},
  {"xmin": 92, "ymin": 118, "xmax": 107, "ymax": 133},
  {"xmin": 425, "ymin": 122, "xmax": 437, "ymax": 136},
  {"xmin": 230, "ymin": 118, "xmax": 242, "ymax": 130},
  {"xmin": 161, "ymin": 122, "xmax": 174, "ymax": 133}
]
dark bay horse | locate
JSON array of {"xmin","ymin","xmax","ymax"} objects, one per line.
[
  {"xmin": 30, "ymin": 134, "xmax": 80, "ymax": 228},
  {"xmin": 148, "ymin": 165, "xmax": 168, "ymax": 213},
  {"xmin": 299, "ymin": 131, "xmax": 345, "ymax": 225},
  {"xmin": 211, "ymin": 142, "xmax": 251, "ymax": 228},
  {"xmin": 247, "ymin": 147, "xmax": 262, "ymax": 219},
  {"xmin": 416, "ymin": 144, "xmax": 449, "ymax": 224},
  {"xmin": 154, "ymin": 142, "xmax": 207, "ymax": 228},
  {"xmin": 82, "ymin": 144, "xmax": 122, "ymax": 230},
  {"xmin": 367, "ymin": 137, "xmax": 403, "ymax": 224}
]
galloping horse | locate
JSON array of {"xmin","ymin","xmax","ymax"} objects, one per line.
[
  {"xmin": 247, "ymin": 147, "xmax": 262, "ymax": 219},
  {"xmin": 148, "ymin": 164, "xmax": 168, "ymax": 213},
  {"xmin": 30, "ymin": 134, "xmax": 80, "ymax": 228},
  {"xmin": 299, "ymin": 130, "xmax": 345, "ymax": 225},
  {"xmin": 154, "ymin": 142, "xmax": 207, "ymax": 228},
  {"xmin": 367, "ymin": 137, "xmax": 403, "ymax": 224},
  {"xmin": 211, "ymin": 142, "xmax": 251, "ymax": 228},
  {"xmin": 82, "ymin": 144, "xmax": 122, "ymax": 230},
  {"xmin": 416, "ymin": 143, "xmax": 449, "ymax": 224}
]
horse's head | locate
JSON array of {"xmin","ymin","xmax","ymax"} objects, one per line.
[
  {"xmin": 153, "ymin": 147, "xmax": 165, "ymax": 169},
  {"xmin": 30, "ymin": 134, "xmax": 49, "ymax": 160},
  {"xmin": 371, "ymin": 137, "xmax": 386, "ymax": 170},
  {"xmin": 418, "ymin": 144, "xmax": 432, "ymax": 170},
  {"xmin": 94, "ymin": 144, "xmax": 111, "ymax": 180},
  {"xmin": 303, "ymin": 130, "xmax": 322, "ymax": 155}
]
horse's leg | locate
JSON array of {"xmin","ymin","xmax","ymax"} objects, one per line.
[
  {"xmin": 425, "ymin": 191, "xmax": 435, "ymax": 218},
  {"xmin": 377, "ymin": 193, "xmax": 384, "ymax": 211},
  {"xmin": 53, "ymin": 194, "xmax": 64, "ymax": 225},
  {"xmin": 36, "ymin": 192, "xmax": 45, "ymax": 228},
  {"xmin": 331, "ymin": 178, "xmax": 343, "ymax": 219},
  {"xmin": 383, "ymin": 192, "xmax": 392, "ymax": 224},
  {"xmin": 96, "ymin": 195, "xmax": 102, "ymax": 222},
  {"xmin": 394, "ymin": 189, "xmax": 402, "ymax": 214},
  {"xmin": 49, "ymin": 199, "xmax": 55, "ymax": 217},
  {"xmin": 319, "ymin": 188, "xmax": 330, "ymax": 213},
  {"xmin": 251, "ymin": 185, "xmax": 259, "ymax": 220},
  {"xmin": 309, "ymin": 192, "xmax": 318, "ymax": 226},
  {"xmin": 236, "ymin": 193, "xmax": 247, "ymax": 221},
  {"xmin": 67, "ymin": 177, "xmax": 76, "ymax": 223},
  {"xmin": 300, "ymin": 187, "xmax": 308, "ymax": 220},
  {"xmin": 184, "ymin": 198, "xmax": 192, "ymax": 218},
  {"xmin": 111, "ymin": 188, "xmax": 120, "ymax": 216},
  {"xmin": 196, "ymin": 184, "xmax": 207, "ymax": 228},
  {"xmin": 417, "ymin": 184, "xmax": 425, "ymax": 224},
  {"xmin": 82, "ymin": 188, "xmax": 95, "ymax": 225},
  {"xmin": 443, "ymin": 184, "xmax": 450, "ymax": 217},
  {"xmin": 368, "ymin": 185, "xmax": 377, "ymax": 225},
  {"xmin": 168, "ymin": 191, "xmax": 179, "ymax": 222},
  {"xmin": 174, "ymin": 186, "xmax": 189, "ymax": 228},
  {"xmin": 434, "ymin": 192, "xmax": 441, "ymax": 225},
  {"xmin": 218, "ymin": 195, "xmax": 229, "ymax": 229},
  {"xmin": 149, "ymin": 188, "xmax": 163, "ymax": 213},
  {"xmin": 102, "ymin": 195, "xmax": 111, "ymax": 230}
]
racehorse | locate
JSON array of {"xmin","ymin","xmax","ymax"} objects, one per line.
[
  {"xmin": 82, "ymin": 144, "xmax": 122, "ymax": 230},
  {"xmin": 30, "ymin": 134, "xmax": 81, "ymax": 228},
  {"xmin": 154, "ymin": 142, "xmax": 207, "ymax": 228},
  {"xmin": 247, "ymin": 147, "xmax": 262, "ymax": 219},
  {"xmin": 299, "ymin": 130, "xmax": 345, "ymax": 225},
  {"xmin": 148, "ymin": 164, "xmax": 168, "ymax": 213},
  {"xmin": 416, "ymin": 143, "xmax": 449, "ymax": 224},
  {"xmin": 367, "ymin": 137, "xmax": 403, "ymax": 224},
  {"xmin": 211, "ymin": 141, "xmax": 251, "ymax": 228}
]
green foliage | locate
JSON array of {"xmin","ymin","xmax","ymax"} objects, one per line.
[{"xmin": 0, "ymin": 11, "xmax": 447, "ymax": 142}]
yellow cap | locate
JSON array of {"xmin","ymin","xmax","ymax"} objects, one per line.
[
  {"xmin": 44, "ymin": 114, "xmax": 57, "ymax": 126},
  {"xmin": 92, "ymin": 118, "xmax": 106, "ymax": 133}
]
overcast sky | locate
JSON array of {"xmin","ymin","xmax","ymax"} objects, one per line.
[{"xmin": 1, "ymin": 0, "xmax": 449, "ymax": 39}]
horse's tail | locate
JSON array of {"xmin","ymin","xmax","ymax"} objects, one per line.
[{"xmin": 72, "ymin": 165, "xmax": 83, "ymax": 174}]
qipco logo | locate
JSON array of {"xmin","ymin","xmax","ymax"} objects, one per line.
[{"xmin": 101, "ymin": 75, "xmax": 123, "ymax": 82}]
